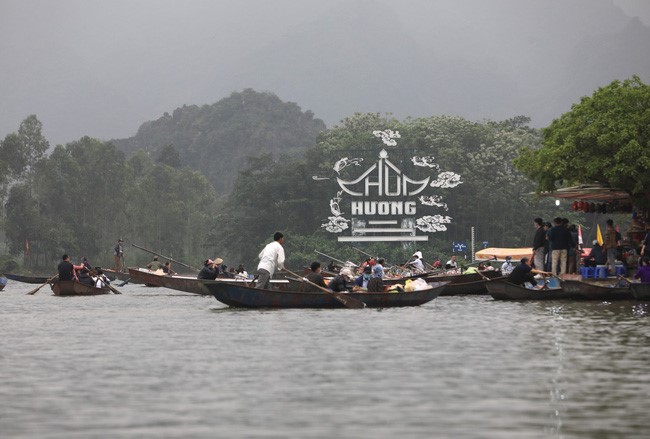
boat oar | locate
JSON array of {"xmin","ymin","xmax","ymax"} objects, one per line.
[
  {"xmin": 131, "ymin": 243, "xmax": 200, "ymax": 272},
  {"xmin": 283, "ymin": 268, "xmax": 366, "ymax": 309},
  {"xmin": 26, "ymin": 275, "xmax": 58, "ymax": 295},
  {"xmin": 105, "ymin": 282, "xmax": 122, "ymax": 294},
  {"xmin": 118, "ymin": 278, "xmax": 131, "ymax": 287}
]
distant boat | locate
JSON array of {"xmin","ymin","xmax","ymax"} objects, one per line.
[
  {"xmin": 102, "ymin": 268, "xmax": 144, "ymax": 284},
  {"xmin": 5, "ymin": 273, "xmax": 50, "ymax": 284},
  {"xmin": 127, "ymin": 267, "xmax": 290, "ymax": 295},
  {"xmin": 0, "ymin": 275, "xmax": 7, "ymax": 291},
  {"xmin": 208, "ymin": 280, "xmax": 448, "ymax": 308},
  {"xmin": 51, "ymin": 280, "xmax": 111, "ymax": 296}
]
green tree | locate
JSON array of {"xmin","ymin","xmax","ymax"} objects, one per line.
[{"xmin": 514, "ymin": 76, "xmax": 650, "ymax": 208}]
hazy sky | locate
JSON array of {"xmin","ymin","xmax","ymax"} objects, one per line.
[{"xmin": 1, "ymin": 0, "xmax": 649, "ymax": 145}]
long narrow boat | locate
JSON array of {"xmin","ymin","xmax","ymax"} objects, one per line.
[
  {"xmin": 487, "ymin": 279, "xmax": 578, "ymax": 300},
  {"xmin": 561, "ymin": 279, "xmax": 634, "ymax": 300},
  {"xmin": 127, "ymin": 267, "xmax": 290, "ymax": 295},
  {"xmin": 102, "ymin": 268, "xmax": 144, "ymax": 284},
  {"xmin": 440, "ymin": 276, "xmax": 505, "ymax": 296},
  {"xmin": 307, "ymin": 269, "xmax": 500, "ymax": 295},
  {"xmin": 208, "ymin": 281, "xmax": 448, "ymax": 308},
  {"xmin": 5, "ymin": 273, "xmax": 50, "ymax": 284},
  {"xmin": 629, "ymin": 282, "xmax": 650, "ymax": 300},
  {"xmin": 51, "ymin": 280, "xmax": 111, "ymax": 296}
]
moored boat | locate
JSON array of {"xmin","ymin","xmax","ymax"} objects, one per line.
[
  {"xmin": 51, "ymin": 280, "xmax": 111, "ymax": 296},
  {"xmin": 208, "ymin": 281, "xmax": 448, "ymax": 308},
  {"xmin": 127, "ymin": 267, "xmax": 290, "ymax": 295},
  {"xmin": 487, "ymin": 279, "xmax": 577, "ymax": 300},
  {"xmin": 629, "ymin": 282, "xmax": 650, "ymax": 300},
  {"xmin": 561, "ymin": 279, "xmax": 634, "ymax": 300},
  {"xmin": 5, "ymin": 273, "xmax": 51, "ymax": 284},
  {"xmin": 102, "ymin": 268, "xmax": 145, "ymax": 284}
]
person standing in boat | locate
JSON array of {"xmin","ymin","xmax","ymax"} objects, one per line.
[
  {"xmin": 147, "ymin": 256, "xmax": 164, "ymax": 271},
  {"xmin": 58, "ymin": 254, "xmax": 85, "ymax": 281},
  {"xmin": 547, "ymin": 217, "xmax": 573, "ymax": 276},
  {"xmin": 113, "ymin": 239, "xmax": 124, "ymax": 272},
  {"xmin": 532, "ymin": 217, "xmax": 546, "ymax": 270},
  {"xmin": 508, "ymin": 257, "xmax": 552, "ymax": 289},
  {"xmin": 255, "ymin": 232, "xmax": 285, "ymax": 289},
  {"xmin": 602, "ymin": 219, "xmax": 621, "ymax": 276}
]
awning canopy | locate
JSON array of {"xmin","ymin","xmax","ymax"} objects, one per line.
[
  {"xmin": 536, "ymin": 184, "xmax": 630, "ymax": 202},
  {"xmin": 475, "ymin": 247, "xmax": 590, "ymax": 262}
]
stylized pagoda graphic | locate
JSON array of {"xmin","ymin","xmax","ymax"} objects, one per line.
[{"xmin": 317, "ymin": 130, "xmax": 462, "ymax": 242}]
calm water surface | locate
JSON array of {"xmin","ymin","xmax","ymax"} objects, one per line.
[{"xmin": 1, "ymin": 281, "xmax": 649, "ymax": 438}]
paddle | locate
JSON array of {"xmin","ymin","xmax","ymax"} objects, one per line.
[
  {"xmin": 283, "ymin": 268, "xmax": 366, "ymax": 309},
  {"xmin": 132, "ymin": 243, "xmax": 200, "ymax": 272},
  {"xmin": 118, "ymin": 278, "xmax": 131, "ymax": 287},
  {"xmin": 104, "ymin": 280, "xmax": 122, "ymax": 294},
  {"xmin": 26, "ymin": 275, "xmax": 58, "ymax": 295}
]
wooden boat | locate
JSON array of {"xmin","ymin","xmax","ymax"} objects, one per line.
[
  {"xmin": 629, "ymin": 282, "xmax": 650, "ymax": 300},
  {"xmin": 440, "ymin": 276, "xmax": 504, "ymax": 296},
  {"xmin": 127, "ymin": 267, "xmax": 290, "ymax": 295},
  {"xmin": 51, "ymin": 280, "xmax": 111, "ymax": 296},
  {"xmin": 208, "ymin": 281, "xmax": 448, "ymax": 308},
  {"xmin": 560, "ymin": 279, "xmax": 634, "ymax": 300},
  {"xmin": 102, "ymin": 268, "xmax": 143, "ymax": 284},
  {"xmin": 5, "ymin": 273, "xmax": 50, "ymax": 284},
  {"xmin": 487, "ymin": 279, "xmax": 577, "ymax": 300}
]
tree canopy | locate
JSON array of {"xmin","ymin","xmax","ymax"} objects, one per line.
[{"xmin": 514, "ymin": 76, "xmax": 650, "ymax": 208}]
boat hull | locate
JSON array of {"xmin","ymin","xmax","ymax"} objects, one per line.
[
  {"xmin": 51, "ymin": 280, "xmax": 111, "ymax": 296},
  {"xmin": 127, "ymin": 268, "xmax": 291, "ymax": 295},
  {"xmin": 487, "ymin": 280, "xmax": 576, "ymax": 300},
  {"xmin": 102, "ymin": 268, "xmax": 144, "ymax": 284},
  {"xmin": 630, "ymin": 283, "xmax": 650, "ymax": 300},
  {"xmin": 561, "ymin": 279, "xmax": 634, "ymax": 300},
  {"xmin": 5, "ymin": 273, "xmax": 50, "ymax": 284},
  {"xmin": 208, "ymin": 281, "xmax": 448, "ymax": 308}
]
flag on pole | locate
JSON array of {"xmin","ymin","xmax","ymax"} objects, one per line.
[{"xmin": 596, "ymin": 224, "xmax": 604, "ymax": 246}]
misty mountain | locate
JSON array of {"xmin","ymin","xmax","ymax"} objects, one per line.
[{"xmin": 111, "ymin": 89, "xmax": 326, "ymax": 193}]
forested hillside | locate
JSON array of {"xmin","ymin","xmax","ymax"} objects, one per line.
[{"xmin": 112, "ymin": 89, "xmax": 327, "ymax": 193}]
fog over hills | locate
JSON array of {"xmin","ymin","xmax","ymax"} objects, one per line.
[{"xmin": 1, "ymin": 0, "xmax": 649, "ymax": 145}]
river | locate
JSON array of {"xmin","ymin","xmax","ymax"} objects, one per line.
[{"xmin": 1, "ymin": 281, "xmax": 648, "ymax": 438}]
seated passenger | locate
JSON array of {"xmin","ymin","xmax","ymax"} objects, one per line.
[
  {"xmin": 328, "ymin": 268, "xmax": 355, "ymax": 292},
  {"xmin": 508, "ymin": 257, "xmax": 552, "ymax": 289},
  {"xmin": 305, "ymin": 261, "xmax": 328, "ymax": 291},
  {"xmin": 354, "ymin": 265, "xmax": 373, "ymax": 290},
  {"xmin": 197, "ymin": 258, "xmax": 223, "ymax": 280}
]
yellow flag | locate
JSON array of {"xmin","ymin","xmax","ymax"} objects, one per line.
[{"xmin": 596, "ymin": 224, "xmax": 604, "ymax": 246}]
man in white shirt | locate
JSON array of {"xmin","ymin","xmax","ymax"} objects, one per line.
[
  {"xmin": 409, "ymin": 251, "xmax": 425, "ymax": 272},
  {"xmin": 445, "ymin": 255, "xmax": 458, "ymax": 270},
  {"xmin": 501, "ymin": 256, "xmax": 514, "ymax": 276},
  {"xmin": 255, "ymin": 232, "xmax": 285, "ymax": 289}
]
